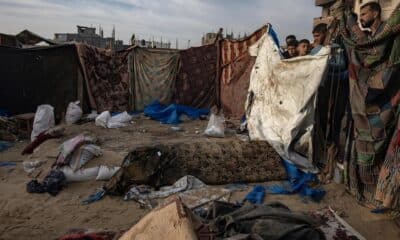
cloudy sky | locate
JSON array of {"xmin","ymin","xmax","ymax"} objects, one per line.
[{"xmin": 0, "ymin": 0, "xmax": 321, "ymax": 48}]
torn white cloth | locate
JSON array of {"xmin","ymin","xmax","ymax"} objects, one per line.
[
  {"xmin": 246, "ymin": 26, "xmax": 329, "ymax": 171},
  {"xmin": 124, "ymin": 175, "xmax": 206, "ymax": 201}
]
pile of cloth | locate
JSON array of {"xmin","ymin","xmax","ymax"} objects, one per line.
[{"xmin": 26, "ymin": 134, "xmax": 120, "ymax": 196}]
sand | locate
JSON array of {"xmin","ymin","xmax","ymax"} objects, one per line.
[{"xmin": 0, "ymin": 117, "xmax": 399, "ymax": 239}]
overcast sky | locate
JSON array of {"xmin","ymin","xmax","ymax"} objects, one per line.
[{"xmin": 0, "ymin": 0, "xmax": 321, "ymax": 48}]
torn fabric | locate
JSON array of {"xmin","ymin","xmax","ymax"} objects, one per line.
[{"xmin": 246, "ymin": 25, "xmax": 329, "ymax": 171}]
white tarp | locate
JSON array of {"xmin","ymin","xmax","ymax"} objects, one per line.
[{"xmin": 246, "ymin": 26, "xmax": 329, "ymax": 171}]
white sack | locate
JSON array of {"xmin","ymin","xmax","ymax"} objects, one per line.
[
  {"xmin": 65, "ymin": 101, "xmax": 83, "ymax": 124},
  {"xmin": 86, "ymin": 110, "xmax": 99, "ymax": 120},
  {"xmin": 107, "ymin": 111, "xmax": 132, "ymax": 128},
  {"xmin": 95, "ymin": 111, "xmax": 111, "ymax": 128},
  {"xmin": 96, "ymin": 166, "xmax": 121, "ymax": 181},
  {"xmin": 31, "ymin": 105, "xmax": 55, "ymax": 142},
  {"xmin": 246, "ymin": 26, "xmax": 329, "ymax": 171},
  {"xmin": 204, "ymin": 113, "xmax": 225, "ymax": 138}
]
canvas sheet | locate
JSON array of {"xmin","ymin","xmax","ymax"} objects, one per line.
[
  {"xmin": 246, "ymin": 27, "xmax": 329, "ymax": 171},
  {"xmin": 220, "ymin": 26, "xmax": 267, "ymax": 117},
  {"xmin": 174, "ymin": 44, "xmax": 217, "ymax": 108},
  {"xmin": 131, "ymin": 48, "xmax": 180, "ymax": 111},
  {"xmin": 76, "ymin": 44, "xmax": 130, "ymax": 112}
]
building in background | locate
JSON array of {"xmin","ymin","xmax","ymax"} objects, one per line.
[
  {"xmin": 133, "ymin": 39, "xmax": 171, "ymax": 48},
  {"xmin": 54, "ymin": 25, "xmax": 126, "ymax": 51},
  {"xmin": 201, "ymin": 28, "xmax": 241, "ymax": 46},
  {"xmin": 202, "ymin": 32, "xmax": 218, "ymax": 45},
  {"xmin": 314, "ymin": 0, "xmax": 398, "ymax": 27}
]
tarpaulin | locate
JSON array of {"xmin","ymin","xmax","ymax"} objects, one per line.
[
  {"xmin": 144, "ymin": 101, "xmax": 209, "ymax": 124},
  {"xmin": 219, "ymin": 26, "xmax": 267, "ymax": 117},
  {"xmin": 175, "ymin": 44, "xmax": 217, "ymax": 108},
  {"xmin": 266, "ymin": 160, "xmax": 326, "ymax": 202},
  {"xmin": 76, "ymin": 44, "xmax": 131, "ymax": 112},
  {"xmin": 130, "ymin": 47, "xmax": 180, "ymax": 111},
  {"xmin": 246, "ymin": 25, "xmax": 329, "ymax": 171}
]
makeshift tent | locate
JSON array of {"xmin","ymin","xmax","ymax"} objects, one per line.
[
  {"xmin": 246, "ymin": 25, "xmax": 330, "ymax": 171},
  {"xmin": 0, "ymin": 45, "xmax": 84, "ymax": 119},
  {"xmin": 76, "ymin": 44, "xmax": 131, "ymax": 112},
  {"xmin": 219, "ymin": 26, "xmax": 267, "ymax": 117},
  {"xmin": 130, "ymin": 47, "xmax": 180, "ymax": 111},
  {"xmin": 174, "ymin": 44, "xmax": 217, "ymax": 108}
]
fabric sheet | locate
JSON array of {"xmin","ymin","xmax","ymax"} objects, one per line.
[
  {"xmin": 175, "ymin": 44, "xmax": 217, "ymax": 108},
  {"xmin": 219, "ymin": 26, "xmax": 267, "ymax": 117},
  {"xmin": 335, "ymin": 4, "xmax": 400, "ymax": 212},
  {"xmin": 76, "ymin": 44, "xmax": 131, "ymax": 112},
  {"xmin": 131, "ymin": 48, "xmax": 180, "ymax": 111},
  {"xmin": 246, "ymin": 26, "xmax": 329, "ymax": 171}
]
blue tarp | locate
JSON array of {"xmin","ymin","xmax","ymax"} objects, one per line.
[
  {"xmin": 0, "ymin": 141, "xmax": 13, "ymax": 152},
  {"xmin": 244, "ymin": 185, "xmax": 265, "ymax": 204},
  {"xmin": 144, "ymin": 101, "xmax": 209, "ymax": 124},
  {"xmin": 266, "ymin": 160, "xmax": 326, "ymax": 202}
]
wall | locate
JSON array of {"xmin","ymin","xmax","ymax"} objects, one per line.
[{"xmin": 0, "ymin": 45, "xmax": 86, "ymax": 120}]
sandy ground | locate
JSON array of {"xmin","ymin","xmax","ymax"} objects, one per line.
[{"xmin": 0, "ymin": 117, "xmax": 399, "ymax": 239}]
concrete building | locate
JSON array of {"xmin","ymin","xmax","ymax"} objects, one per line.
[
  {"xmin": 133, "ymin": 39, "xmax": 171, "ymax": 49},
  {"xmin": 201, "ymin": 29, "xmax": 240, "ymax": 46},
  {"xmin": 314, "ymin": 0, "xmax": 398, "ymax": 27},
  {"xmin": 54, "ymin": 26, "xmax": 125, "ymax": 51},
  {"xmin": 202, "ymin": 32, "xmax": 218, "ymax": 45}
]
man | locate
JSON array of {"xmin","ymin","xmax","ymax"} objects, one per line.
[
  {"xmin": 283, "ymin": 35, "xmax": 297, "ymax": 58},
  {"xmin": 297, "ymin": 39, "xmax": 311, "ymax": 56},
  {"xmin": 310, "ymin": 24, "xmax": 327, "ymax": 55},
  {"xmin": 359, "ymin": 2, "xmax": 383, "ymax": 37},
  {"xmin": 286, "ymin": 40, "xmax": 298, "ymax": 58}
]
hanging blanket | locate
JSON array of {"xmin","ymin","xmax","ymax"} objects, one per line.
[
  {"xmin": 246, "ymin": 25, "xmax": 329, "ymax": 171},
  {"xmin": 131, "ymin": 48, "xmax": 180, "ymax": 111},
  {"xmin": 219, "ymin": 26, "xmax": 267, "ymax": 117},
  {"xmin": 76, "ymin": 44, "xmax": 131, "ymax": 112},
  {"xmin": 333, "ymin": 3, "xmax": 400, "ymax": 212},
  {"xmin": 175, "ymin": 44, "xmax": 217, "ymax": 108}
]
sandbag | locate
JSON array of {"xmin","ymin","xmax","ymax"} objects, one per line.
[
  {"xmin": 204, "ymin": 113, "xmax": 225, "ymax": 138},
  {"xmin": 95, "ymin": 111, "xmax": 111, "ymax": 128},
  {"xmin": 107, "ymin": 111, "xmax": 132, "ymax": 128},
  {"xmin": 61, "ymin": 166, "xmax": 99, "ymax": 182},
  {"xmin": 65, "ymin": 101, "xmax": 83, "ymax": 125},
  {"xmin": 96, "ymin": 166, "xmax": 120, "ymax": 181},
  {"xmin": 31, "ymin": 105, "xmax": 55, "ymax": 142}
]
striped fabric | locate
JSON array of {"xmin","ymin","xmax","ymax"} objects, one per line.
[{"xmin": 219, "ymin": 26, "xmax": 267, "ymax": 117}]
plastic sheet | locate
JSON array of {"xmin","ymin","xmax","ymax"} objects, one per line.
[
  {"xmin": 266, "ymin": 160, "xmax": 325, "ymax": 202},
  {"xmin": 144, "ymin": 101, "xmax": 209, "ymax": 124}
]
